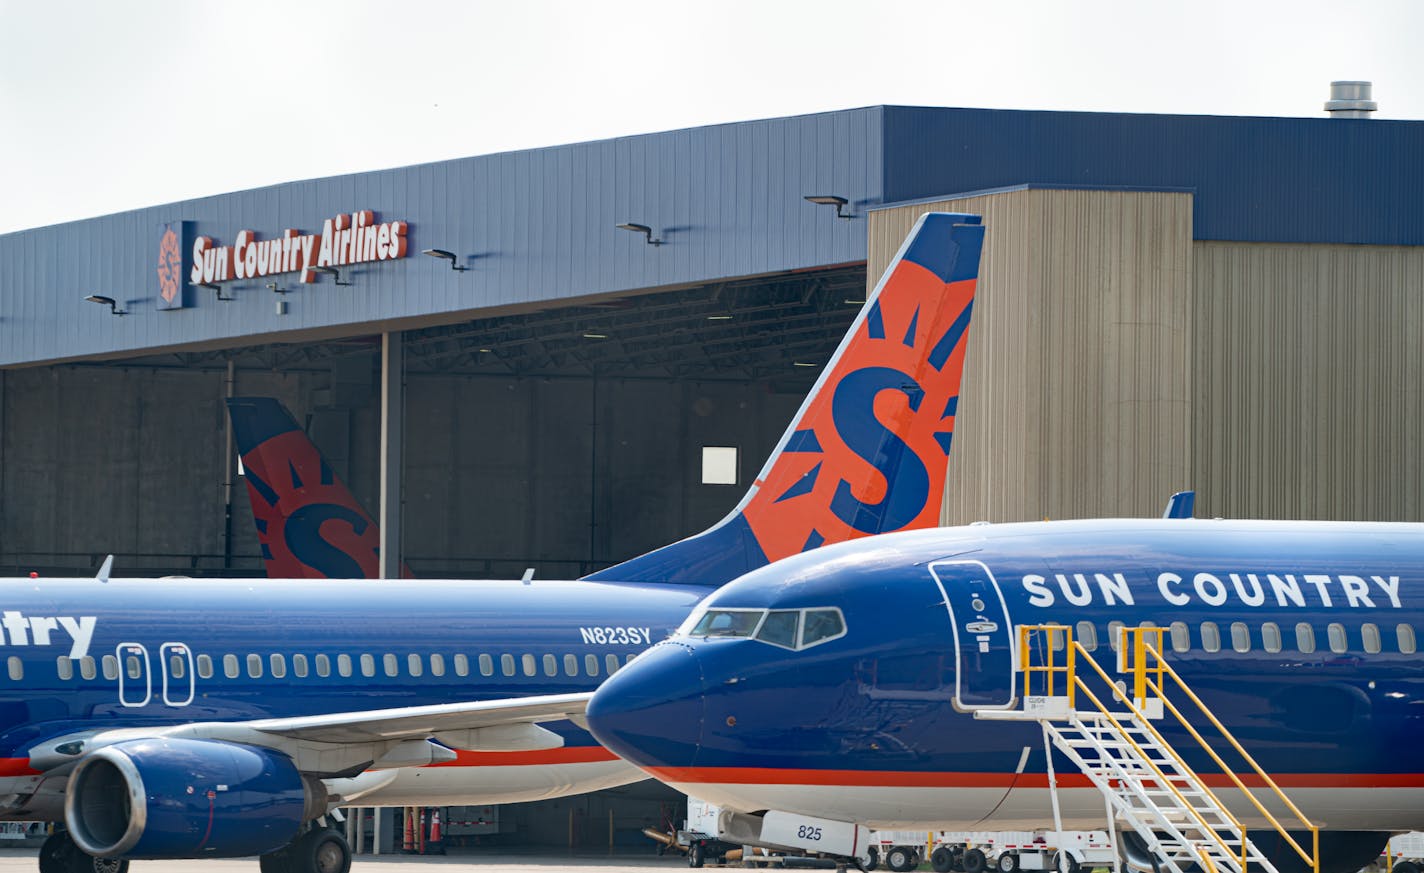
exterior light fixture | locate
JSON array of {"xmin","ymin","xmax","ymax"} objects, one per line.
[
  {"xmin": 582, "ymin": 333, "xmax": 608, "ymax": 340},
  {"xmin": 266, "ymin": 282, "xmax": 288, "ymax": 295},
  {"xmin": 793, "ymin": 361, "xmax": 818, "ymax": 368},
  {"xmin": 84, "ymin": 294, "xmax": 127, "ymax": 316},
  {"xmin": 422, "ymin": 249, "xmax": 469, "ymax": 272},
  {"xmin": 706, "ymin": 315, "xmax": 733, "ymax": 320},
  {"xmin": 804, "ymin": 195, "xmax": 852, "ymax": 219},
  {"xmin": 195, "ymin": 282, "xmax": 233, "ymax": 301},
  {"xmin": 616, "ymin": 223, "xmax": 663, "ymax": 246},
  {"xmin": 308, "ymin": 266, "xmax": 351, "ymax": 286}
]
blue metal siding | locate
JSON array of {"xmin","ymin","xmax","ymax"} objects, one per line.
[
  {"xmin": 880, "ymin": 106, "xmax": 1424, "ymax": 245},
  {"xmin": 0, "ymin": 108, "xmax": 884, "ymax": 367}
]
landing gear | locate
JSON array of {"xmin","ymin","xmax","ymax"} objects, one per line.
[
  {"xmin": 259, "ymin": 828, "xmax": 352, "ymax": 873},
  {"xmin": 38, "ymin": 831, "xmax": 127, "ymax": 873}
]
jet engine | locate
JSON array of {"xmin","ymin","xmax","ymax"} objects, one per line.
[{"xmin": 64, "ymin": 737, "xmax": 327, "ymax": 859}]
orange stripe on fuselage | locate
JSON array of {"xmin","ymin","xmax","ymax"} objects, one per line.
[{"xmin": 642, "ymin": 767, "xmax": 1424, "ymax": 790}]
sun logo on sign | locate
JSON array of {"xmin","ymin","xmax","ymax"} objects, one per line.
[{"xmin": 157, "ymin": 225, "xmax": 182, "ymax": 306}]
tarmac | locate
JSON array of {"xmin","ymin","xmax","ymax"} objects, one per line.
[{"xmin": 0, "ymin": 848, "xmax": 689, "ymax": 872}]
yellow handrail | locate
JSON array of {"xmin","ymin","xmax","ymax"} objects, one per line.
[{"xmin": 1016, "ymin": 624, "xmax": 1321, "ymax": 873}]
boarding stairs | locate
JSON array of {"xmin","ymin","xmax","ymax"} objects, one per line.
[{"xmin": 976, "ymin": 627, "xmax": 1320, "ymax": 873}]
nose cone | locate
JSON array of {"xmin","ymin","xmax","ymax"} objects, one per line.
[{"xmin": 587, "ymin": 641, "xmax": 706, "ymax": 772}]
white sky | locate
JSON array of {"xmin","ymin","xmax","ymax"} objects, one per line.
[{"xmin": 1, "ymin": 0, "xmax": 1420, "ymax": 235}]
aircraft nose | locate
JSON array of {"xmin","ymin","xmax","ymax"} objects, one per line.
[{"xmin": 587, "ymin": 641, "xmax": 705, "ymax": 772}]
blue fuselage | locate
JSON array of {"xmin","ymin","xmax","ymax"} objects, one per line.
[{"xmin": 586, "ymin": 518, "xmax": 1424, "ymax": 829}]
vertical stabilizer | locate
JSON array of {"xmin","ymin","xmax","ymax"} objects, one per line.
[
  {"xmin": 585, "ymin": 212, "xmax": 986, "ymax": 585},
  {"xmin": 227, "ymin": 397, "xmax": 410, "ymax": 579}
]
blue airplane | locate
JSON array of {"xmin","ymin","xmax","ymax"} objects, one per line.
[
  {"xmin": 10, "ymin": 211, "xmax": 986, "ymax": 873},
  {"xmin": 586, "ymin": 517, "xmax": 1424, "ymax": 873}
]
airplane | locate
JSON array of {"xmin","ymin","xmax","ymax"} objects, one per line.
[
  {"xmin": 585, "ymin": 516, "xmax": 1424, "ymax": 873},
  {"xmin": 11, "ymin": 211, "xmax": 986, "ymax": 873}
]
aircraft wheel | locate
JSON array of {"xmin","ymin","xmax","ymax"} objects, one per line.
[
  {"xmin": 291, "ymin": 828, "xmax": 351, "ymax": 873},
  {"xmin": 887, "ymin": 846, "xmax": 916, "ymax": 871},
  {"xmin": 690, "ymin": 841, "xmax": 706, "ymax": 868},
  {"xmin": 932, "ymin": 847, "xmax": 956, "ymax": 873},
  {"xmin": 864, "ymin": 846, "xmax": 880, "ymax": 870},
  {"xmin": 963, "ymin": 848, "xmax": 988, "ymax": 873},
  {"xmin": 259, "ymin": 847, "xmax": 295, "ymax": 873},
  {"xmin": 1398, "ymin": 863, "xmax": 1421, "ymax": 873},
  {"xmin": 998, "ymin": 852, "xmax": 1020, "ymax": 873},
  {"xmin": 40, "ymin": 831, "xmax": 129, "ymax": 873}
]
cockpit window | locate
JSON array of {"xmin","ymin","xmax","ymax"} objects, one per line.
[
  {"xmin": 678, "ymin": 605, "xmax": 847, "ymax": 651},
  {"xmin": 755, "ymin": 611, "xmax": 800, "ymax": 649},
  {"xmin": 801, "ymin": 609, "xmax": 846, "ymax": 648},
  {"xmin": 690, "ymin": 609, "xmax": 764, "ymax": 638}
]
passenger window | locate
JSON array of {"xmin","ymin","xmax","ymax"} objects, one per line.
[
  {"xmin": 1398, "ymin": 624, "xmax": 1417, "ymax": 654},
  {"xmin": 1362, "ymin": 623, "xmax": 1381, "ymax": 654},
  {"xmin": 383, "ymin": 654, "xmax": 399, "ymax": 677},
  {"xmin": 315, "ymin": 654, "xmax": 331, "ymax": 678},
  {"xmin": 690, "ymin": 609, "xmax": 764, "ymax": 638},
  {"xmin": 1200, "ymin": 622, "xmax": 1221, "ymax": 653},
  {"xmin": 270, "ymin": 654, "xmax": 286, "ymax": 678},
  {"xmin": 1169, "ymin": 622, "xmax": 1190, "ymax": 653},
  {"xmin": 56, "ymin": 657, "xmax": 73, "ymax": 681},
  {"xmin": 197, "ymin": 654, "xmax": 213, "ymax": 679},
  {"xmin": 1295, "ymin": 623, "xmax": 1316, "ymax": 654},
  {"xmin": 1077, "ymin": 621, "xmax": 1098, "ymax": 652},
  {"xmin": 626, "ymin": 653, "xmax": 636, "ymax": 664},
  {"xmin": 1230, "ymin": 622, "xmax": 1250, "ymax": 653},
  {"xmin": 458, "ymin": 653, "xmax": 474, "ymax": 677},
  {"xmin": 1262, "ymin": 622, "xmax": 1282, "ymax": 653},
  {"xmin": 802, "ymin": 609, "xmax": 845, "ymax": 648},
  {"xmin": 1047, "ymin": 626, "xmax": 1066, "ymax": 652},
  {"xmin": 542, "ymin": 654, "xmax": 557, "ymax": 677},
  {"xmin": 755, "ymin": 611, "xmax": 799, "ymax": 649},
  {"xmin": 521, "ymin": 654, "xmax": 537, "ymax": 677},
  {"xmin": 126, "ymin": 656, "xmax": 142, "ymax": 679},
  {"xmin": 1328, "ymin": 623, "xmax": 1347, "ymax": 653},
  {"xmin": 584, "ymin": 654, "xmax": 600, "ymax": 677},
  {"xmin": 407, "ymin": 654, "xmax": 423, "ymax": 677},
  {"xmin": 430, "ymin": 654, "xmax": 446, "ymax": 677},
  {"xmin": 1107, "ymin": 621, "xmax": 1125, "ymax": 651},
  {"xmin": 246, "ymin": 654, "xmax": 263, "ymax": 679},
  {"xmin": 360, "ymin": 654, "xmax": 376, "ymax": 677},
  {"xmin": 337, "ymin": 654, "xmax": 353, "ymax": 677},
  {"xmin": 293, "ymin": 654, "xmax": 309, "ymax": 678},
  {"xmin": 103, "ymin": 656, "xmax": 119, "ymax": 681},
  {"xmin": 564, "ymin": 654, "xmax": 578, "ymax": 676},
  {"xmin": 606, "ymin": 654, "xmax": 621, "ymax": 675},
  {"xmin": 8, "ymin": 657, "xmax": 21, "ymax": 681},
  {"xmin": 223, "ymin": 654, "xmax": 239, "ymax": 679},
  {"xmin": 80, "ymin": 656, "xmax": 96, "ymax": 680},
  {"xmin": 500, "ymin": 654, "xmax": 515, "ymax": 677},
  {"xmin": 169, "ymin": 655, "xmax": 186, "ymax": 678}
]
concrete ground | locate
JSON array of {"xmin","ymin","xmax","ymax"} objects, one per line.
[{"xmin": 0, "ymin": 849, "xmax": 688, "ymax": 872}]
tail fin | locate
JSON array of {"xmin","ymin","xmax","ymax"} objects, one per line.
[
  {"xmin": 585, "ymin": 211, "xmax": 986, "ymax": 585},
  {"xmin": 1163, "ymin": 490, "xmax": 1195, "ymax": 519},
  {"xmin": 227, "ymin": 397, "xmax": 411, "ymax": 579}
]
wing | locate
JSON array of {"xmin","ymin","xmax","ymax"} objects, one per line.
[{"xmin": 29, "ymin": 692, "xmax": 594, "ymax": 778}]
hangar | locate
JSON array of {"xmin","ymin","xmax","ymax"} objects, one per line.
[{"xmin": 0, "ymin": 101, "xmax": 1421, "ymax": 580}]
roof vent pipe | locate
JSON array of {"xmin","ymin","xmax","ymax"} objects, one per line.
[{"xmin": 1324, "ymin": 81, "xmax": 1377, "ymax": 118}]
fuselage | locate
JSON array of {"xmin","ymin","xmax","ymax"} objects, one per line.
[
  {"xmin": 585, "ymin": 518, "xmax": 1424, "ymax": 831},
  {"xmin": 0, "ymin": 576, "xmax": 709, "ymax": 818}
]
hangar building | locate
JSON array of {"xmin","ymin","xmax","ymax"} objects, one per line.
[{"xmin": 0, "ymin": 103, "xmax": 1420, "ymax": 579}]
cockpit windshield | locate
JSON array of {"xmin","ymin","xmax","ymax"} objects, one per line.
[{"xmin": 678, "ymin": 605, "xmax": 846, "ymax": 651}]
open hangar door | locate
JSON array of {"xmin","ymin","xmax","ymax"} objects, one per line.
[{"xmin": 0, "ymin": 264, "xmax": 866, "ymax": 579}]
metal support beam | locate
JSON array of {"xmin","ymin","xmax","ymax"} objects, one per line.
[{"xmin": 379, "ymin": 332, "xmax": 404, "ymax": 579}]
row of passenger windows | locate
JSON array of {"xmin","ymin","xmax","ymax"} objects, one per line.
[
  {"xmin": 52, "ymin": 651, "xmax": 639, "ymax": 683},
  {"xmin": 1052, "ymin": 620, "xmax": 1417, "ymax": 655}
]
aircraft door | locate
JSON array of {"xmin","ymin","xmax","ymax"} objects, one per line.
[
  {"xmin": 929, "ymin": 560, "xmax": 1016, "ymax": 710},
  {"xmin": 160, "ymin": 642, "xmax": 195, "ymax": 707},
  {"xmin": 115, "ymin": 642, "xmax": 152, "ymax": 708}
]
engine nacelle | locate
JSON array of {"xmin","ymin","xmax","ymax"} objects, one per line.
[{"xmin": 64, "ymin": 738, "xmax": 327, "ymax": 859}]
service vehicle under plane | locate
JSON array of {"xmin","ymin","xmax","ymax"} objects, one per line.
[{"xmin": 10, "ymin": 212, "xmax": 985, "ymax": 873}]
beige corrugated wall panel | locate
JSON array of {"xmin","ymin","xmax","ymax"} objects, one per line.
[
  {"xmin": 1193, "ymin": 241, "xmax": 1424, "ymax": 521},
  {"xmin": 869, "ymin": 189, "xmax": 1194, "ymax": 523}
]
